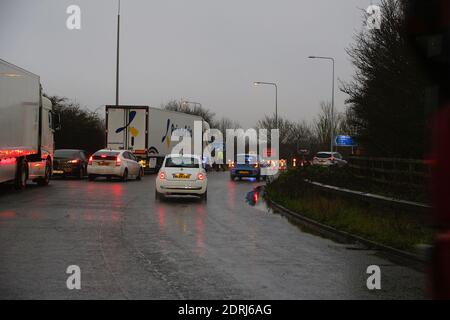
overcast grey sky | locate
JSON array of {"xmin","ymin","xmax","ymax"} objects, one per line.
[{"xmin": 0, "ymin": 0, "xmax": 375, "ymax": 128}]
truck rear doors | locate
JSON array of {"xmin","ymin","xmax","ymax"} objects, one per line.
[{"xmin": 106, "ymin": 106, "xmax": 148, "ymax": 154}]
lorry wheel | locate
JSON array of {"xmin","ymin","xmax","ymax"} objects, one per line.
[
  {"xmin": 14, "ymin": 158, "xmax": 28, "ymax": 190},
  {"xmin": 37, "ymin": 159, "xmax": 51, "ymax": 186}
]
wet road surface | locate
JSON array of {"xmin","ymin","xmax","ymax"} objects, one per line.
[{"xmin": 0, "ymin": 172, "xmax": 425, "ymax": 299}]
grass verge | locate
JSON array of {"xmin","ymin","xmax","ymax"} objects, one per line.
[{"xmin": 266, "ymin": 169, "xmax": 433, "ymax": 252}]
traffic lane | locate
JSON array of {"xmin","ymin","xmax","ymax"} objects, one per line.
[
  {"xmin": 0, "ymin": 178, "xmax": 178, "ymax": 299},
  {"xmin": 0, "ymin": 173, "xmax": 425, "ymax": 299},
  {"xmin": 136, "ymin": 172, "xmax": 425, "ymax": 299}
]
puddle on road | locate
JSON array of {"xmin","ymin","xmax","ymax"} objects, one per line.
[
  {"xmin": 244, "ymin": 186, "xmax": 426, "ymax": 270},
  {"xmin": 245, "ymin": 186, "xmax": 351, "ymax": 246}
]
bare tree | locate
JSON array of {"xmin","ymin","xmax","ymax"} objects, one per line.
[
  {"xmin": 312, "ymin": 101, "xmax": 342, "ymax": 150},
  {"xmin": 161, "ymin": 99, "xmax": 215, "ymax": 124}
]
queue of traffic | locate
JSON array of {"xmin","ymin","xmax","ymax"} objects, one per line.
[{"xmin": 0, "ymin": 58, "xmax": 348, "ymax": 198}]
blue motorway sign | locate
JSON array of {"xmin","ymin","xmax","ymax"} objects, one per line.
[{"xmin": 335, "ymin": 135, "xmax": 356, "ymax": 147}]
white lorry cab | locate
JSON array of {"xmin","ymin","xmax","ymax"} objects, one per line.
[
  {"xmin": 0, "ymin": 59, "xmax": 58, "ymax": 189},
  {"xmin": 105, "ymin": 105, "xmax": 209, "ymax": 172}
]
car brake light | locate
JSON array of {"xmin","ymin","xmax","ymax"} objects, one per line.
[
  {"xmin": 115, "ymin": 156, "xmax": 121, "ymax": 166},
  {"xmin": 88, "ymin": 156, "xmax": 93, "ymax": 165},
  {"xmin": 254, "ymin": 162, "xmax": 259, "ymax": 168},
  {"xmin": 159, "ymin": 171, "xmax": 166, "ymax": 180},
  {"xmin": 197, "ymin": 172, "xmax": 205, "ymax": 181}
]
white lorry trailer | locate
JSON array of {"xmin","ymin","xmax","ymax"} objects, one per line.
[
  {"xmin": 105, "ymin": 105, "xmax": 208, "ymax": 172},
  {"xmin": 0, "ymin": 59, "xmax": 57, "ymax": 189}
]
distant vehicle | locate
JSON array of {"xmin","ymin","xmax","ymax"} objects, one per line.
[
  {"xmin": 105, "ymin": 105, "xmax": 209, "ymax": 173},
  {"xmin": 87, "ymin": 149, "xmax": 144, "ymax": 181},
  {"xmin": 155, "ymin": 154, "xmax": 207, "ymax": 201},
  {"xmin": 0, "ymin": 59, "xmax": 59, "ymax": 189},
  {"xmin": 53, "ymin": 149, "xmax": 88, "ymax": 179},
  {"xmin": 312, "ymin": 152, "xmax": 347, "ymax": 167},
  {"xmin": 230, "ymin": 154, "xmax": 262, "ymax": 181}
]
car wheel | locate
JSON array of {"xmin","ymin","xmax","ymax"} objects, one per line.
[
  {"xmin": 77, "ymin": 167, "xmax": 84, "ymax": 179},
  {"xmin": 202, "ymin": 190, "xmax": 207, "ymax": 202},
  {"xmin": 136, "ymin": 168, "xmax": 143, "ymax": 181},
  {"xmin": 121, "ymin": 169, "xmax": 128, "ymax": 182},
  {"xmin": 14, "ymin": 158, "xmax": 27, "ymax": 190},
  {"xmin": 230, "ymin": 175, "xmax": 235, "ymax": 181},
  {"xmin": 37, "ymin": 159, "xmax": 51, "ymax": 186},
  {"xmin": 88, "ymin": 174, "xmax": 96, "ymax": 181},
  {"xmin": 155, "ymin": 190, "xmax": 165, "ymax": 201}
]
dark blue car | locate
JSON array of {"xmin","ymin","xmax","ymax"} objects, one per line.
[{"xmin": 230, "ymin": 154, "xmax": 262, "ymax": 181}]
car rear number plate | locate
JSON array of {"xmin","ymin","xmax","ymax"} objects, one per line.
[
  {"xmin": 174, "ymin": 173, "xmax": 191, "ymax": 179},
  {"xmin": 239, "ymin": 171, "xmax": 250, "ymax": 174},
  {"xmin": 53, "ymin": 170, "xmax": 64, "ymax": 174},
  {"xmin": 98, "ymin": 161, "xmax": 111, "ymax": 166}
]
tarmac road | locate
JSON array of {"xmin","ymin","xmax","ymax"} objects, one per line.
[{"xmin": 0, "ymin": 172, "xmax": 426, "ymax": 299}]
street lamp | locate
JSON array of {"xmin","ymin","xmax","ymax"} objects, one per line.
[
  {"xmin": 253, "ymin": 81, "xmax": 278, "ymax": 129},
  {"xmin": 308, "ymin": 56, "xmax": 335, "ymax": 153},
  {"xmin": 115, "ymin": 0, "xmax": 121, "ymax": 107}
]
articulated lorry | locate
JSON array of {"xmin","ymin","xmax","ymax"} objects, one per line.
[
  {"xmin": 0, "ymin": 59, "xmax": 58, "ymax": 189},
  {"xmin": 105, "ymin": 105, "xmax": 209, "ymax": 172}
]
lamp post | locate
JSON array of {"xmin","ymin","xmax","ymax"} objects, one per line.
[
  {"xmin": 308, "ymin": 56, "xmax": 335, "ymax": 153},
  {"xmin": 253, "ymin": 82, "xmax": 278, "ymax": 129},
  {"xmin": 115, "ymin": 0, "xmax": 121, "ymax": 107}
]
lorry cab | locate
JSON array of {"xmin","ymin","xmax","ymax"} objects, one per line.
[
  {"xmin": 27, "ymin": 96, "xmax": 56, "ymax": 183},
  {"xmin": 0, "ymin": 59, "xmax": 57, "ymax": 189}
]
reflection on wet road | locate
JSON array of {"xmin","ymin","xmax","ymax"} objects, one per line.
[{"xmin": 0, "ymin": 172, "xmax": 425, "ymax": 299}]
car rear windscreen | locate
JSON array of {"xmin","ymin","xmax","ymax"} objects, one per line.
[
  {"xmin": 55, "ymin": 150, "xmax": 80, "ymax": 158},
  {"xmin": 316, "ymin": 153, "xmax": 332, "ymax": 159},
  {"xmin": 236, "ymin": 155, "xmax": 258, "ymax": 164},
  {"xmin": 165, "ymin": 157, "xmax": 200, "ymax": 168},
  {"xmin": 93, "ymin": 151, "xmax": 119, "ymax": 160}
]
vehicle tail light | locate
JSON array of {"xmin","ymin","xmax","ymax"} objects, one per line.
[
  {"xmin": 159, "ymin": 171, "xmax": 166, "ymax": 180},
  {"xmin": 254, "ymin": 162, "xmax": 260, "ymax": 168},
  {"xmin": 115, "ymin": 156, "xmax": 122, "ymax": 166},
  {"xmin": 88, "ymin": 156, "xmax": 93, "ymax": 165},
  {"xmin": 197, "ymin": 172, "xmax": 205, "ymax": 181}
]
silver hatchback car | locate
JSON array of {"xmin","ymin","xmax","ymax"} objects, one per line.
[{"xmin": 312, "ymin": 152, "xmax": 347, "ymax": 167}]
